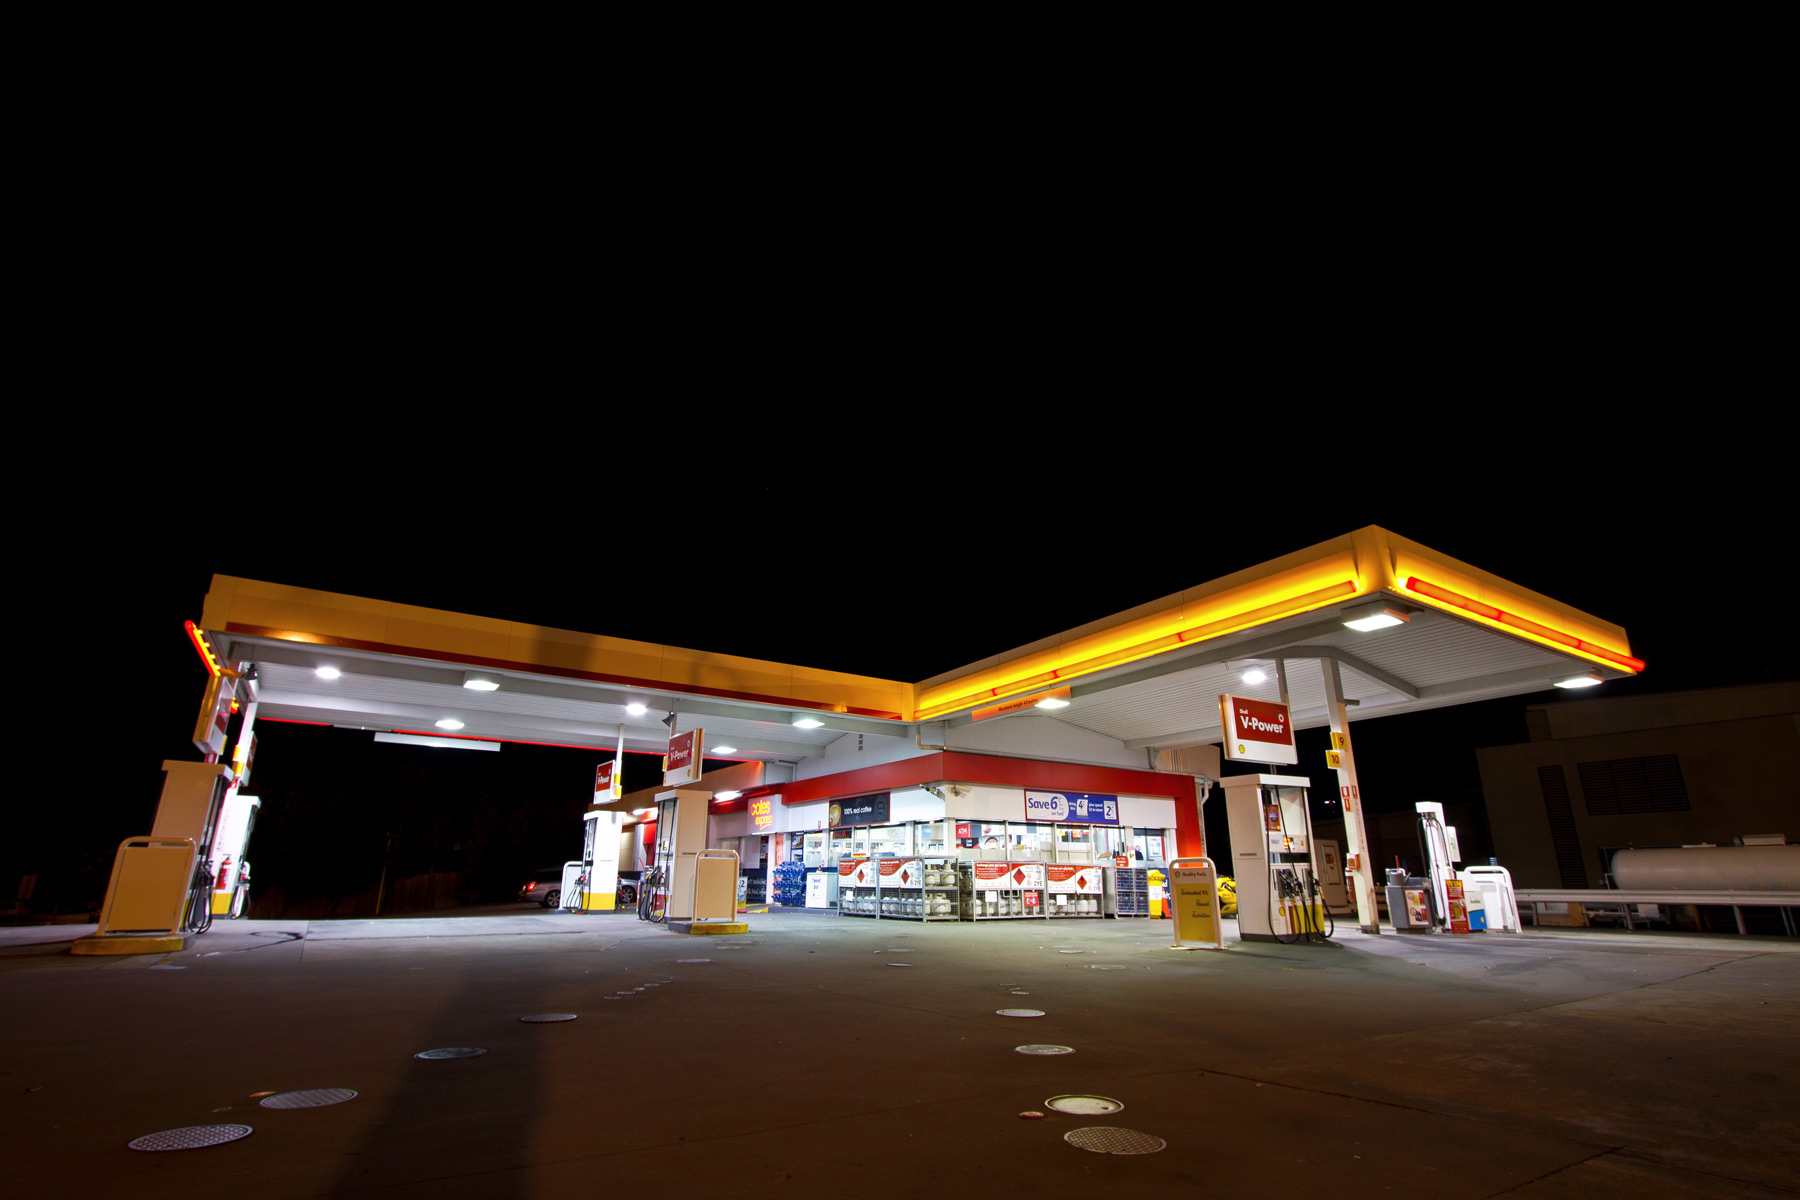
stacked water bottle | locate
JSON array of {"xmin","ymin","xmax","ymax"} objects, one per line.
[{"xmin": 772, "ymin": 860, "xmax": 807, "ymax": 907}]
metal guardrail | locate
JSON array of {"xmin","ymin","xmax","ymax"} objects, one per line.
[{"xmin": 1514, "ymin": 888, "xmax": 1800, "ymax": 936}]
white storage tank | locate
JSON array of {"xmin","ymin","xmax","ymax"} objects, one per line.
[{"xmin": 1611, "ymin": 844, "xmax": 1798, "ymax": 891}]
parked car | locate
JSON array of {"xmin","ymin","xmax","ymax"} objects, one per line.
[{"xmin": 518, "ymin": 868, "xmax": 564, "ymax": 907}]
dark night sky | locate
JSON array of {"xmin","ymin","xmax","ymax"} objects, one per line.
[{"xmin": 16, "ymin": 100, "xmax": 1783, "ymax": 910}]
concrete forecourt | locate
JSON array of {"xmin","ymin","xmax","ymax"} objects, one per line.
[{"xmin": 5, "ymin": 910, "xmax": 1796, "ymax": 1198}]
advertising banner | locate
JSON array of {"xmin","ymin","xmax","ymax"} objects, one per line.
[
  {"xmin": 1219, "ymin": 694, "xmax": 1298, "ymax": 765},
  {"xmin": 595, "ymin": 760, "xmax": 620, "ymax": 800},
  {"xmin": 1404, "ymin": 888, "xmax": 1432, "ymax": 927},
  {"xmin": 1171, "ymin": 861, "xmax": 1221, "ymax": 947},
  {"xmin": 828, "ymin": 793, "xmax": 890, "ymax": 827},
  {"xmin": 878, "ymin": 858, "xmax": 922, "ymax": 888},
  {"xmin": 1046, "ymin": 865, "xmax": 1103, "ymax": 895},
  {"xmin": 972, "ymin": 863, "xmax": 1012, "ymax": 891},
  {"xmin": 1445, "ymin": 879, "xmax": 1470, "ymax": 934},
  {"xmin": 1023, "ymin": 791, "xmax": 1120, "ymax": 825},
  {"xmin": 1008, "ymin": 862, "xmax": 1046, "ymax": 890},
  {"xmin": 839, "ymin": 859, "xmax": 877, "ymax": 888}
]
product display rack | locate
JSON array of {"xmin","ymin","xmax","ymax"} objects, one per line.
[
  {"xmin": 1114, "ymin": 866, "xmax": 1149, "ymax": 917},
  {"xmin": 968, "ymin": 862, "xmax": 1049, "ymax": 920},
  {"xmin": 771, "ymin": 861, "xmax": 806, "ymax": 907},
  {"xmin": 839, "ymin": 871, "xmax": 878, "ymax": 917},
  {"xmin": 875, "ymin": 857, "xmax": 961, "ymax": 921},
  {"xmin": 1046, "ymin": 865, "xmax": 1106, "ymax": 919}
]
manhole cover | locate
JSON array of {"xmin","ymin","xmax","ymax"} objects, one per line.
[
  {"xmin": 1046, "ymin": 1094, "xmax": 1123, "ymax": 1115},
  {"xmin": 1064, "ymin": 1127, "xmax": 1166, "ymax": 1155},
  {"xmin": 520, "ymin": 1013, "xmax": 578, "ymax": 1023},
  {"xmin": 996, "ymin": 1008, "xmax": 1046, "ymax": 1018},
  {"xmin": 415, "ymin": 1048, "xmax": 485, "ymax": 1059},
  {"xmin": 128, "ymin": 1125, "xmax": 254, "ymax": 1152},
  {"xmin": 1015, "ymin": 1045, "xmax": 1076, "ymax": 1055},
  {"xmin": 260, "ymin": 1088, "xmax": 357, "ymax": 1109}
]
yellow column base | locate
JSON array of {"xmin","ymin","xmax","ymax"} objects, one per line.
[
  {"xmin": 673, "ymin": 921, "xmax": 750, "ymax": 935},
  {"xmin": 70, "ymin": 932, "xmax": 192, "ymax": 956}
]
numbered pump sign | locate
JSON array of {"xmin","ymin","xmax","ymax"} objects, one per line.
[{"xmin": 1219, "ymin": 694, "xmax": 1297, "ymax": 765}]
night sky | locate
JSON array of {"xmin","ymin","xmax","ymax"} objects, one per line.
[{"xmin": 20, "ymin": 426, "xmax": 1789, "ymax": 914}]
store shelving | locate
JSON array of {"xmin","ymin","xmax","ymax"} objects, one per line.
[{"xmin": 1114, "ymin": 866, "xmax": 1149, "ymax": 917}]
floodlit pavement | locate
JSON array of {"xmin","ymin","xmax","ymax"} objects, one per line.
[{"xmin": 4, "ymin": 910, "xmax": 1796, "ymax": 1198}]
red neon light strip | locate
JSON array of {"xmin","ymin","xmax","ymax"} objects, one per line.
[
  {"xmin": 184, "ymin": 620, "xmax": 223, "ymax": 677},
  {"xmin": 1402, "ymin": 577, "xmax": 1645, "ymax": 672}
]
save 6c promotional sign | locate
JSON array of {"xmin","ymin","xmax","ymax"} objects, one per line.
[{"xmin": 1219, "ymin": 694, "xmax": 1297, "ymax": 765}]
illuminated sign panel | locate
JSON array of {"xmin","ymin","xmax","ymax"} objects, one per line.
[
  {"xmin": 664, "ymin": 729, "xmax": 703, "ymax": 786},
  {"xmin": 1023, "ymin": 791, "xmax": 1120, "ymax": 825},
  {"xmin": 750, "ymin": 798, "xmax": 775, "ymax": 831},
  {"xmin": 1219, "ymin": 693, "xmax": 1297, "ymax": 765},
  {"xmin": 827, "ymin": 793, "xmax": 890, "ymax": 827}
]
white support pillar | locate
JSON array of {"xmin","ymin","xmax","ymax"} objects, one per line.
[{"xmin": 1321, "ymin": 657, "xmax": 1381, "ymax": 934}]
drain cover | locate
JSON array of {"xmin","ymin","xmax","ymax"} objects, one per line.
[
  {"xmin": 415, "ymin": 1048, "xmax": 486, "ymax": 1059},
  {"xmin": 1087, "ymin": 965, "xmax": 1128, "ymax": 970},
  {"xmin": 1015, "ymin": 1045, "xmax": 1076, "ymax": 1056},
  {"xmin": 261, "ymin": 1088, "xmax": 357, "ymax": 1109},
  {"xmin": 1065, "ymin": 1127, "xmax": 1165, "ymax": 1155},
  {"xmin": 1045, "ymin": 1094, "xmax": 1123, "ymax": 1115},
  {"xmin": 996, "ymin": 1008, "xmax": 1046, "ymax": 1018},
  {"xmin": 676, "ymin": 958, "xmax": 711, "ymax": 963},
  {"xmin": 885, "ymin": 948, "xmax": 915, "ymax": 953},
  {"xmin": 887, "ymin": 962, "xmax": 913, "ymax": 967},
  {"xmin": 128, "ymin": 1125, "xmax": 253, "ymax": 1152},
  {"xmin": 520, "ymin": 1013, "xmax": 578, "ymax": 1023},
  {"xmin": 1058, "ymin": 950, "xmax": 1085, "ymax": 954}
]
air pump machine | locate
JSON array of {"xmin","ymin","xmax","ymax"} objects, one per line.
[{"xmin": 1220, "ymin": 774, "xmax": 1330, "ymax": 942}]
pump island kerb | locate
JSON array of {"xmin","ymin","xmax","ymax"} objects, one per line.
[{"xmin": 78, "ymin": 526, "xmax": 1646, "ymax": 953}]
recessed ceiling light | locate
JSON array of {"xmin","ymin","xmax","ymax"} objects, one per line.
[
  {"xmin": 710, "ymin": 745, "xmax": 737, "ymax": 754},
  {"xmin": 315, "ymin": 666, "xmax": 341, "ymax": 680},
  {"xmin": 1342, "ymin": 601, "xmax": 1411, "ymax": 632},
  {"xmin": 714, "ymin": 790, "xmax": 742, "ymax": 802},
  {"xmin": 1242, "ymin": 668, "xmax": 1267, "ymax": 685},
  {"xmin": 1554, "ymin": 672, "xmax": 1605, "ymax": 689},
  {"xmin": 626, "ymin": 702, "xmax": 648, "ymax": 717},
  {"xmin": 436, "ymin": 719, "xmax": 465, "ymax": 730},
  {"xmin": 792, "ymin": 715, "xmax": 824, "ymax": 729},
  {"xmin": 462, "ymin": 672, "xmax": 500, "ymax": 692},
  {"xmin": 1035, "ymin": 696, "xmax": 1071, "ymax": 709}
]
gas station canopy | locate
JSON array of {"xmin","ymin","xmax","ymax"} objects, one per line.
[{"xmin": 196, "ymin": 527, "xmax": 1642, "ymax": 767}]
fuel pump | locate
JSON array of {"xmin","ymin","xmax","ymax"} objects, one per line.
[
  {"xmin": 1220, "ymin": 774, "xmax": 1331, "ymax": 943},
  {"xmin": 568, "ymin": 808, "xmax": 624, "ymax": 911},
  {"xmin": 209, "ymin": 792, "xmax": 261, "ymax": 919},
  {"xmin": 636, "ymin": 788, "xmax": 708, "ymax": 922}
]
